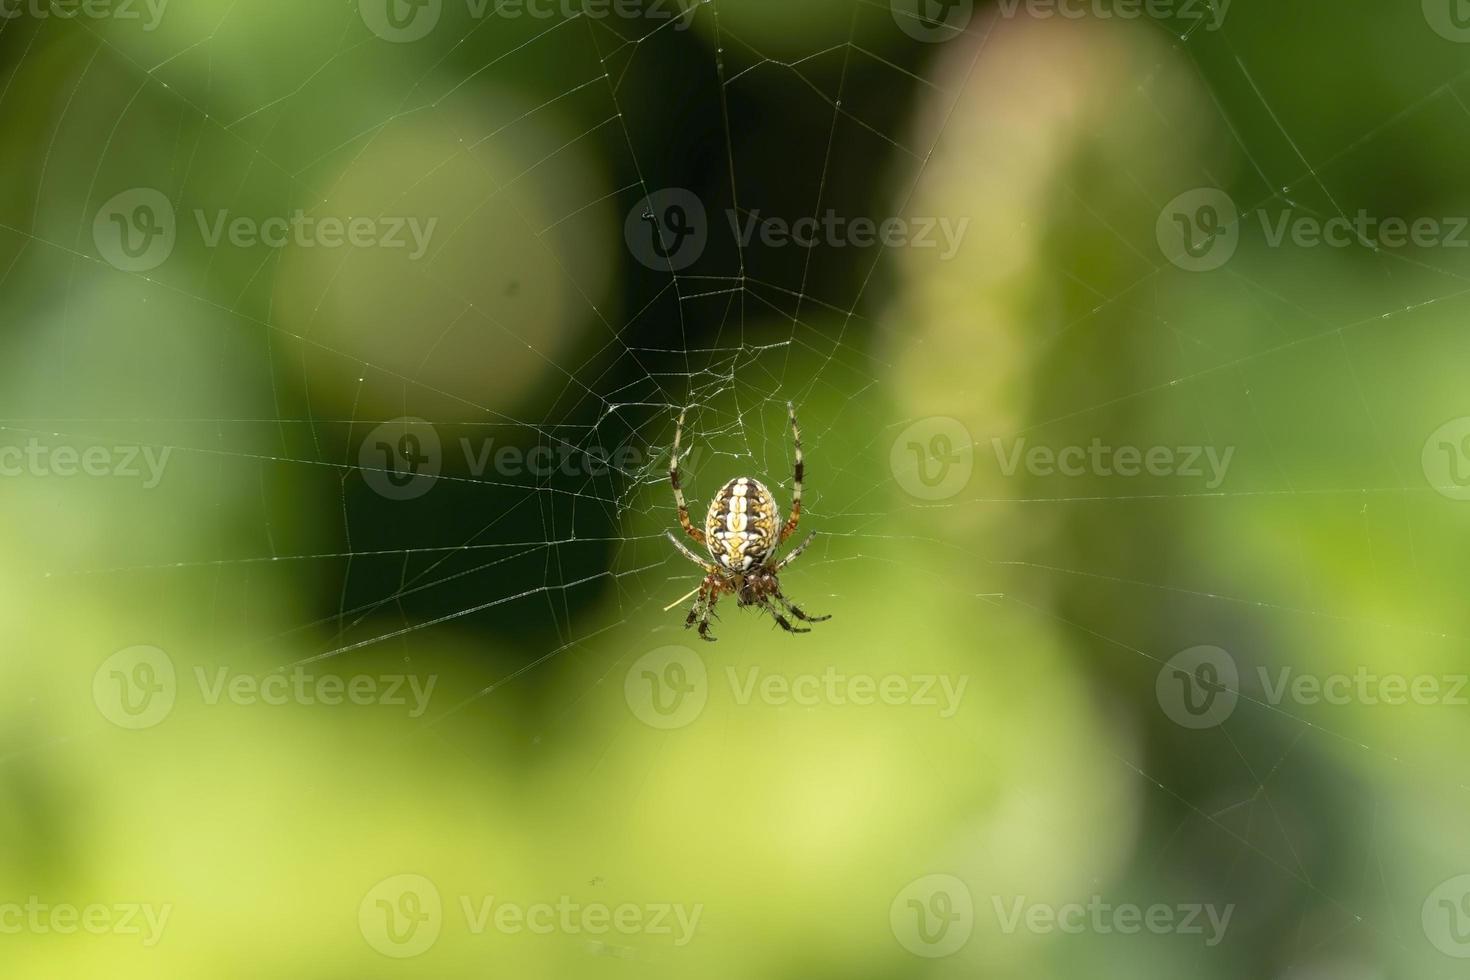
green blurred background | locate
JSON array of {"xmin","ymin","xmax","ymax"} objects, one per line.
[{"xmin": 3, "ymin": 0, "xmax": 1470, "ymax": 976}]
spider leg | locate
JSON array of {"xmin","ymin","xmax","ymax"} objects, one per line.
[
  {"xmin": 667, "ymin": 531, "xmax": 713, "ymax": 571},
  {"xmin": 771, "ymin": 584, "xmax": 831, "ymax": 624},
  {"xmin": 759, "ymin": 598, "xmax": 810, "ymax": 635},
  {"xmin": 698, "ymin": 585, "xmax": 721, "ymax": 642},
  {"xmin": 670, "ymin": 409, "xmax": 706, "ymax": 546},
  {"xmin": 684, "ymin": 579, "xmax": 709, "ymax": 631},
  {"xmin": 775, "ymin": 531, "xmax": 817, "ymax": 572},
  {"xmin": 779, "ymin": 402, "xmax": 804, "ymax": 544}
]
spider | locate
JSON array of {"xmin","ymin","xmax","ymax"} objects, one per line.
[{"xmin": 666, "ymin": 402, "xmax": 831, "ymax": 642}]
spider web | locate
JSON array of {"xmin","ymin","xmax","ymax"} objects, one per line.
[{"xmin": 3, "ymin": 0, "xmax": 1470, "ymax": 976}]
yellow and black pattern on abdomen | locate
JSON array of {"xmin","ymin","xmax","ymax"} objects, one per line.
[{"xmin": 705, "ymin": 477, "xmax": 781, "ymax": 572}]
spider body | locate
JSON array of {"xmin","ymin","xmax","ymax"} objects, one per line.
[
  {"xmin": 705, "ymin": 477, "xmax": 780, "ymax": 572},
  {"xmin": 667, "ymin": 403, "xmax": 830, "ymax": 641}
]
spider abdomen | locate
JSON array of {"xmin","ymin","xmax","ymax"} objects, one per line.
[{"xmin": 705, "ymin": 477, "xmax": 780, "ymax": 572}]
